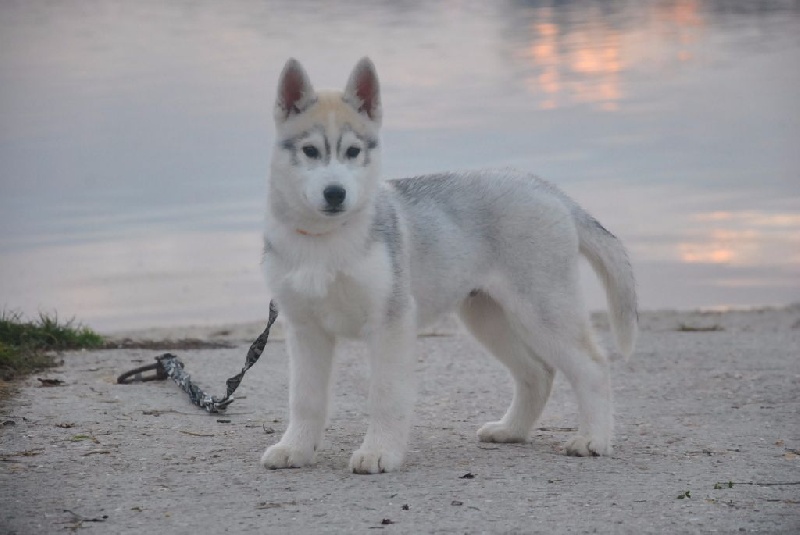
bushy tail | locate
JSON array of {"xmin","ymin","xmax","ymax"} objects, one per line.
[{"xmin": 573, "ymin": 208, "xmax": 638, "ymax": 358}]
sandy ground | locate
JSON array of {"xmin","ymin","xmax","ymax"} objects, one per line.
[{"xmin": 1, "ymin": 307, "xmax": 799, "ymax": 534}]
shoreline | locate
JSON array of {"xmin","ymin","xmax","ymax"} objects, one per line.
[{"xmin": 104, "ymin": 304, "xmax": 800, "ymax": 346}]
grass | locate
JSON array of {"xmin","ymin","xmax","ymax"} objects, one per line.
[{"xmin": 0, "ymin": 311, "xmax": 105, "ymax": 383}]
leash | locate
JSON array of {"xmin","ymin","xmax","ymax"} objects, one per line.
[{"xmin": 117, "ymin": 300, "xmax": 279, "ymax": 413}]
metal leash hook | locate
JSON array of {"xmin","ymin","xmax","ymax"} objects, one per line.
[
  {"xmin": 116, "ymin": 300, "xmax": 279, "ymax": 413},
  {"xmin": 116, "ymin": 361, "xmax": 167, "ymax": 384}
]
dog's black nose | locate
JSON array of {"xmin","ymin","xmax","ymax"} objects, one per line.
[{"xmin": 323, "ymin": 185, "xmax": 346, "ymax": 207}]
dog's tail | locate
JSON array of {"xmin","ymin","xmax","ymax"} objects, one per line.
[{"xmin": 572, "ymin": 207, "xmax": 638, "ymax": 358}]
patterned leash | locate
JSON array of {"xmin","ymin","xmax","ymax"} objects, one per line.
[{"xmin": 117, "ymin": 300, "xmax": 279, "ymax": 413}]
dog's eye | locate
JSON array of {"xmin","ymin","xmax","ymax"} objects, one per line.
[
  {"xmin": 345, "ymin": 146, "xmax": 361, "ymax": 159},
  {"xmin": 302, "ymin": 145, "xmax": 320, "ymax": 159}
]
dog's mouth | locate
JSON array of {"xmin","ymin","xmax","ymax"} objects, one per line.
[{"xmin": 322, "ymin": 207, "xmax": 345, "ymax": 216}]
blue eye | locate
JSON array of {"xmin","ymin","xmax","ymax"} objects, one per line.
[
  {"xmin": 345, "ymin": 146, "xmax": 361, "ymax": 159},
  {"xmin": 302, "ymin": 145, "xmax": 320, "ymax": 159}
]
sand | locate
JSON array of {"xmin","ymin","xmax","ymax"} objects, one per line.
[{"xmin": 1, "ymin": 306, "xmax": 799, "ymax": 534}]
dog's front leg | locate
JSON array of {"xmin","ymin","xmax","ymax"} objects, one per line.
[
  {"xmin": 350, "ymin": 305, "xmax": 417, "ymax": 474},
  {"xmin": 261, "ymin": 321, "xmax": 334, "ymax": 469}
]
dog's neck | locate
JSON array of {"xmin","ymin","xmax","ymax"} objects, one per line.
[
  {"xmin": 265, "ymin": 201, "xmax": 378, "ymax": 299},
  {"xmin": 295, "ymin": 227, "xmax": 331, "ymax": 237},
  {"xmin": 288, "ymin": 211, "xmax": 358, "ymax": 238},
  {"xmin": 265, "ymin": 198, "xmax": 375, "ymax": 251}
]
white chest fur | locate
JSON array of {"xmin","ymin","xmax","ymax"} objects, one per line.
[{"xmin": 268, "ymin": 238, "xmax": 394, "ymax": 339}]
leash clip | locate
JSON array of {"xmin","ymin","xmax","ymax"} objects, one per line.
[{"xmin": 116, "ymin": 359, "xmax": 168, "ymax": 384}]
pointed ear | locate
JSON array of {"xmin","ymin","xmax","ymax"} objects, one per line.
[
  {"xmin": 275, "ymin": 58, "xmax": 315, "ymax": 122},
  {"xmin": 343, "ymin": 57, "xmax": 382, "ymax": 124}
]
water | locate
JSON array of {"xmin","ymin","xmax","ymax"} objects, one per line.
[{"xmin": 1, "ymin": 0, "xmax": 798, "ymax": 332}]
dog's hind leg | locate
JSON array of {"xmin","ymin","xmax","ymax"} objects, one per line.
[
  {"xmin": 500, "ymin": 292, "xmax": 614, "ymax": 457},
  {"xmin": 459, "ymin": 292, "xmax": 555, "ymax": 443},
  {"xmin": 559, "ymin": 327, "xmax": 613, "ymax": 457}
]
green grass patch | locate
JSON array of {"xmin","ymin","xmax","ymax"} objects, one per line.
[{"xmin": 0, "ymin": 311, "xmax": 104, "ymax": 382}]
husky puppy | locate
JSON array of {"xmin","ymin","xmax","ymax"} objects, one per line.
[{"xmin": 261, "ymin": 58, "xmax": 637, "ymax": 474}]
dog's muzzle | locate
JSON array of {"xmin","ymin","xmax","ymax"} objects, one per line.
[{"xmin": 323, "ymin": 184, "xmax": 346, "ymax": 214}]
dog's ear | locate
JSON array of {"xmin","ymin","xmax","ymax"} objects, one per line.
[
  {"xmin": 275, "ymin": 58, "xmax": 315, "ymax": 122},
  {"xmin": 344, "ymin": 57, "xmax": 382, "ymax": 125}
]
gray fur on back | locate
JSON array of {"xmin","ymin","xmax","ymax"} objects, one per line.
[
  {"xmin": 380, "ymin": 169, "xmax": 577, "ymax": 325},
  {"xmin": 379, "ymin": 168, "xmax": 636, "ymax": 350}
]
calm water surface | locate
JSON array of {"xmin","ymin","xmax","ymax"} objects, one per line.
[{"xmin": 1, "ymin": 0, "xmax": 798, "ymax": 331}]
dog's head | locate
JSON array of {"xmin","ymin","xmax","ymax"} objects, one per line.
[{"xmin": 269, "ymin": 57, "xmax": 382, "ymax": 230}]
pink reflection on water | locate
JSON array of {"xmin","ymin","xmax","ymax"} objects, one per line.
[
  {"xmin": 678, "ymin": 211, "xmax": 800, "ymax": 266},
  {"xmin": 517, "ymin": 0, "xmax": 707, "ymax": 111}
]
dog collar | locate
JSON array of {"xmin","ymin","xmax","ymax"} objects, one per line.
[
  {"xmin": 295, "ymin": 217, "xmax": 350, "ymax": 237},
  {"xmin": 295, "ymin": 228, "xmax": 329, "ymax": 237}
]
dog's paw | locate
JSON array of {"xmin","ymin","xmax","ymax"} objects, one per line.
[
  {"xmin": 477, "ymin": 421, "xmax": 528, "ymax": 443},
  {"xmin": 349, "ymin": 447, "xmax": 404, "ymax": 474},
  {"xmin": 260, "ymin": 443, "xmax": 315, "ymax": 469},
  {"xmin": 564, "ymin": 435, "xmax": 612, "ymax": 457}
]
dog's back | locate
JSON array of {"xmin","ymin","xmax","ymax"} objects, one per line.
[{"xmin": 387, "ymin": 169, "xmax": 636, "ymax": 356}]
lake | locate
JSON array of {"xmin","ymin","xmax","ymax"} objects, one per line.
[{"xmin": 1, "ymin": 0, "xmax": 798, "ymax": 331}]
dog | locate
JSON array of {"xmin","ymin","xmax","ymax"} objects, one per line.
[{"xmin": 261, "ymin": 57, "xmax": 637, "ymax": 474}]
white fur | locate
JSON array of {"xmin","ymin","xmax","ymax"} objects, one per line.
[{"xmin": 261, "ymin": 58, "xmax": 638, "ymax": 474}]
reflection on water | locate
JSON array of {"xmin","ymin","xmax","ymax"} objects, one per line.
[
  {"xmin": 0, "ymin": 0, "xmax": 798, "ymax": 330},
  {"xmin": 518, "ymin": 8, "xmax": 626, "ymax": 111},
  {"xmin": 680, "ymin": 211, "xmax": 800, "ymax": 266},
  {"xmin": 516, "ymin": 1, "xmax": 709, "ymax": 111}
]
